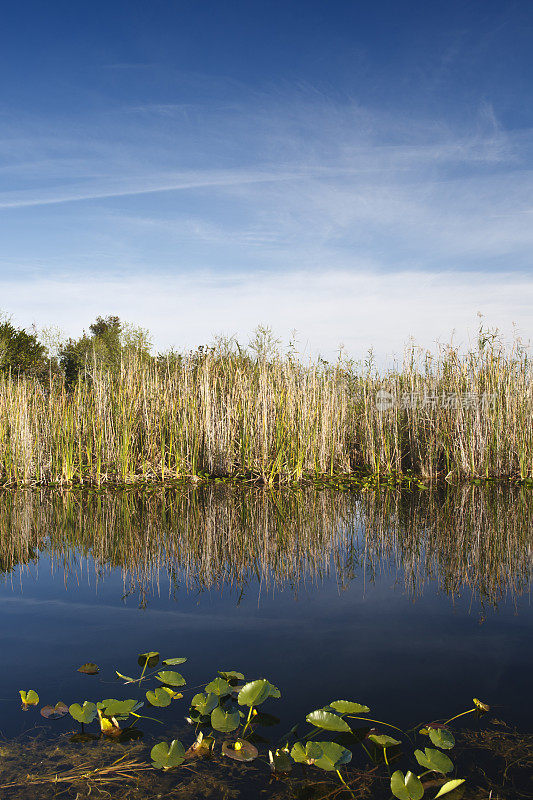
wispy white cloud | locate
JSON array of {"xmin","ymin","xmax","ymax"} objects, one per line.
[
  {"xmin": 1, "ymin": 269, "xmax": 530, "ymax": 361},
  {"xmin": 0, "ymin": 91, "xmax": 532, "ymax": 350}
]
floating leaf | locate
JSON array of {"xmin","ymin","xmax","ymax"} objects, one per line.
[
  {"xmin": 415, "ymin": 747, "xmax": 454, "ymax": 774},
  {"xmin": 306, "ymin": 709, "xmax": 352, "ymax": 733},
  {"xmin": 151, "ymin": 739, "xmax": 186, "ymax": 770},
  {"xmin": 290, "ymin": 741, "xmax": 323, "ymax": 765},
  {"xmin": 77, "ymin": 663, "xmax": 99, "ymax": 675},
  {"xmin": 291, "ymin": 741, "xmax": 351, "ymax": 772},
  {"xmin": 428, "ymin": 727, "xmax": 455, "ymax": 750},
  {"xmin": 434, "ymin": 779, "xmax": 466, "ymax": 798},
  {"xmin": 368, "ymin": 733, "xmax": 401, "ymax": 748},
  {"xmin": 237, "ymin": 679, "xmax": 281, "ymax": 707},
  {"xmin": 191, "ymin": 692, "xmax": 218, "ymax": 716},
  {"xmin": 162, "ymin": 657, "xmax": 187, "ymax": 666},
  {"xmin": 40, "ymin": 702, "xmax": 69, "ymax": 719},
  {"xmin": 146, "ymin": 688, "xmax": 172, "ymax": 707},
  {"xmin": 138, "ymin": 651, "xmax": 159, "ymax": 668},
  {"xmin": 19, "ymin": 689, "xmax": 39, "ymax": 710},
  {"xmin": 69, "ymin": 701, "xmax": 97, "ymax": 724},
  {"xmin": 218, "ymin": 670, "xmax": 245, "ymax": 684},
  {"xmin": 211, "ymin": 704, "xmax": 240, "ymax": 732},
  {"xmin": 390, "ymin": 770, "xmax": 424, "ymax": 800},
  {"xmin": 205, "ymin": 677, "xmax": 232, "ymax": 696},
  {"xmin": 156, "ymin": 670, "xmax": 186, "ymax": 687},
  {"xmin": 329, "ymin": 700, "xmax": 370, "ymax": 715},
  {"xmin": 473, "ymin": 698, "xmax": 490, "ymax": 713},
  {"xmin": 269, "ymin": 747, "xmax": 292, "ymax": 773},
  {"xmin": 97, "ymin": 699, "xmax": 142, "ymax": 719},
  {"xmin": 222, "ymin": 739, "xmax": 258, "ymax": 762}
]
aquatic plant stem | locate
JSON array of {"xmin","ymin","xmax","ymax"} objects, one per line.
[{"xmin": 336, "ymin": 769, "xmax": 356, "ymax": 798}]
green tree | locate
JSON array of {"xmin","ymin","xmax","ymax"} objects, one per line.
[{"xmin": 0, "ymin": 320, "xmax": 48, "ymax": 378}]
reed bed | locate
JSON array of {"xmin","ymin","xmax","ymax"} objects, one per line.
[
  {"xmin": 0, "ymin": 332, "xmax": 532, "ymax": 484},
  {"xmin": 1, "ymin": 485, "xmax": 530, "ymax": 605}
]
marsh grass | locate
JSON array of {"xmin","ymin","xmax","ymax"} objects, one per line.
[
  {"xmin": 0, "ymin": 485, "xmax": 530, "ymax": 606},
  {"xmin": 0, "ymin": 330, "xmax": 531, "ymax": 485}
]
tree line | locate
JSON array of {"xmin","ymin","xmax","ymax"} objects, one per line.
[{"xmin": 0, "ymin": 314, "xmax": 153, "ymax": 384}]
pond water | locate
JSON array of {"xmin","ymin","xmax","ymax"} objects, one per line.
[{"xmin": 0, "ymin": 485, "xmax": 531, "ymax": 798}]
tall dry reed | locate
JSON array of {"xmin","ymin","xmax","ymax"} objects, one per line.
[{"xmin": 0, "ymin": 331, "xmax": 531, "ymax": 483}]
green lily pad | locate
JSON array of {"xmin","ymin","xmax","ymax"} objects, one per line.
[
  {"xmin": 146, "ymin": 688, "xmax": 173, "ymax": 707},
  {"xmin": 428, "ymin": 727, "xmax": 455, "ymax": 750},
  {"xmin": 368, "ymin": 733, "xmax": 401, "ymax": 748},
  {"xmin": 19, "ymin": 689, "xmax": 39, "ymax": 709},
  {"xmin": 211, "ymin": 704, "xmax": 240, "ymax": 732},
  {"xmin": 218, "ymin": 670, "xmax": 245, "ymax": 684},
  {"xmin": 40, "ymin": 702, "xmax": 69, "ymax": 719},
  {"xmin": 77, "ymin": 663, "xmax": 99, "ymax": 675},
  {"xmin": 269, "ymin": 747, "xmax": 292, "ymax": 773},
  {"xmin": 191, "ymin": 692, "xmax": 218, "ymax": 716},
  {"xmin": 306, "ymin": 709, "xmax": 351, "ymax": 733},
  {"xmin": 390, "ymin": 770, "xmax": 424, "ymax": 800},
  {"xmin": 69, "ymin": 701, "xmax": 97, "ymax": 724},
  {"xmin": 138, "ymin": 651, "xmax": 160, "ymax": 668},
  {"xmin": 222, "ymin": 739, "xmax": 258, "ymax": 762},
  {"xmin": 237, "ymin": 680, "xmax": 281, "ymax": 707},
  {"xmin": 435, "ymin": 779, "xmax": 466, "ymax": 798},
  {"xmin": 205, "ymin": 677, "xmax": 232, "ymax": 696},
  {"xmin": 291, "ymin": 741, "xmax": 351, "ymax": 771},
  {"xmin": 329, "ymin": 700, "xmax": 370, "ymax": 715},
  {"xmin": 156, "ymin": 670, "xmax": 186, "ymax": 687},
  {"xmin": 162, "ymin": 657, "xmax": 187, "ymax": 666},
  {"xmin": 415, "ymin": 747, "xmax": 454, "ymax": 774},
  {"xmin": 97, "ymin": 699, "xmax": 142, "ymax": 719},
  {"xmin": 151, "ymin": 739, "xmax": 186, "ymax": 770}
]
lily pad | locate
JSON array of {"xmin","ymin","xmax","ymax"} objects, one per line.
[
  {"xmin": 205, "ymin": 677, "xmax": 232, "ymax": 696},
  {"xmin": 156, "ymin": 670, "xmax": 186, "ymax": 687},
  {"xmin": 211, "ymin": 704, "xmax": 240, "ymax": 732},
  {"xmin": 69, "ymin": 701, "xmax": 97, "ymax": 724},
  {"xmin": 368, "ymin": 733, "xmax": 401, "ymax": 748},
  {"xmin": 40, "ymin": 702, "xmax": 69, "ymax": 719},
  {"xmin": 222, "ymin": 739, "xmax": 258, "ymax": 762},
  {"xmin": 77, "ymin": 663, "xmax": 99, "ymax": 675},
  {"xmin": 237, "ymin": 679, "xmax": 281, "ymax": 707},
  {"xmin": 391, "ymin": 770, "xmax": 424, "ymax": 800},
  {"xmin": 162, "ymin": 657, "xmax": 187, "ymax": 666},
  {"xmin": 329, "ymin": 700, "xmax": 370, "ymax": 715},
  {"xmin": 191, "ymin": 692, "xmax": 218, "ymax": 716},
  {"xmin": 151, "ymin": 739, "xmax": 186, "ymax": 770},
  {"xmin": 291, "ymin": 741, "xmax": 351, "ymax": 771},
  {"xmin": 218, "ymin": 670, "xmax": 245, "ymax": 684},
  {"xmin": 146, "ymin": 687, "xmax": 173, "ymax": 707},
  {"xmin": 269, "ymin": 747, "xmax": 292, "ymax": 773},
  {"xmin": 97, "ymin": 699, "xmax": 142, "ymax": 719},
  {"xmin": 19, "ymin": 689, "xmax": 39, "ymax": 710},
  {"xmin": 306, "ymin": 709, "xmax": 351, "ymax": 733},
  {"xmin": 435, "ymin": 779, "xmax": 466, "ymax": 798},
  {"xmin": 415, "ymin": 747, "xmax": 454, "ymax": 774},
  {"xmin": 428, "ymin": 727, "xmax": 455, "ymax": 750}
]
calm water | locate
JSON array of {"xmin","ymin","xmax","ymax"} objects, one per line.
[{"xmin": 0, "ymin": 485, "xmax": 531, "ymax": 796}]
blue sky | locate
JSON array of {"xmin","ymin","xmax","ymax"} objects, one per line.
[{"xmin": 1, "ymin": 0, "xmax": 532, "ymax": 357}]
